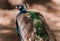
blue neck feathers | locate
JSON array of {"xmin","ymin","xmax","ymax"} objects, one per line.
[{"xmin": 19, "ymin": 5, "xmax": 27, "ymax": 13}]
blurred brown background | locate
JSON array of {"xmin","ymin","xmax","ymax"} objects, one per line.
[{"xmin": 0, "ymin": 0, "xmax": 60, "ymax": 41}]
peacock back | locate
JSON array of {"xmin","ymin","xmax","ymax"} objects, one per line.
[{"xmin": 17, "ymin": 11, "xmax": 49, "ymax": 41}]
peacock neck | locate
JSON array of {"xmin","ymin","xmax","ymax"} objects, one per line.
[{"xmin": 20, "ymin": 7, "xmax": 27, "ymax": 13}]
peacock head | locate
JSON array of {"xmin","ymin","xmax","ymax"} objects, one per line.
[
  {"xmin": 16, "ymin": 5, "xmax": 27, "ymax": 13},
  {"xmin": 16, "ymin": 5, "xmax": 24, "ymax": 10}
]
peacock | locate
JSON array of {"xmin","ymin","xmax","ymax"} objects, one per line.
[{"xmin": 16, "ymin": 5, "xmax": 56, "ymax": 41}]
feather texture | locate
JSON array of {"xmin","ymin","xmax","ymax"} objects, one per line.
[{"xmin": 16, "ymin": 5, "xmax": 56, "ymax": 41}]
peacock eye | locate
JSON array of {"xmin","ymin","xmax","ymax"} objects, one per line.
[{"xmin": 18, "ymin": 6, "xmax": 21, "ymax": 9}]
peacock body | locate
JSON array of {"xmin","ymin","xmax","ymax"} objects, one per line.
[{"xmin": 16, "ymin": 5, "xmax": 56, "ymax": 41}]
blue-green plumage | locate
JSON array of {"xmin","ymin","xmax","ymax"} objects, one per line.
[
  {"xmin": 16, "ymin": 5, "xmax": 49, "ymax": 41},
  {"xmin": 27, "ymin": 11, "xmax": 49, "ymax": 41},
  {"xmin": 16, "ymin": 5, "xmax": 27, "ymax": 36},
  {"xmin": 16, "ymin": 5, "xmax": 56, "ymax": 41}
]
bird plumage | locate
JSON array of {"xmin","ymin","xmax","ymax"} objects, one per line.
[
  {"xmin": 16, "ymin": 5, "xmax": 56, "ymax": 41},
  {"xmin": 16, "ymin": 5, "xmax": 27, "ymax": 35}
]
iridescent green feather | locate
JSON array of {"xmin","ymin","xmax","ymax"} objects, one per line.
[{"xmin": 27, "ymin": 11, "xmax": 49, "ymax": 41}]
